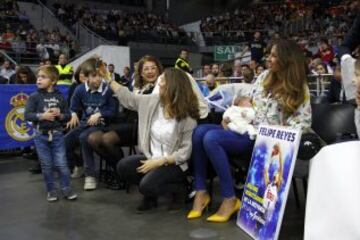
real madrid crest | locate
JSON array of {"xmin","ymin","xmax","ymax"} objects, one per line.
[{"xmin": 5, "ymin": 93, "xmax": 35, "ymax": 141}]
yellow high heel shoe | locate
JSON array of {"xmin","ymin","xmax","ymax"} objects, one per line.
[
  {"xmin": 206, "ymin": 198, "xmax": 241, "ymax": 223},
  {"xmin": 187, "ymin": 195, "xmax": 211, "ymax": 219}
]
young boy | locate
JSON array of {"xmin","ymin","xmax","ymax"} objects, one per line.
[
  {"xmin": 25, "ymin": 65, "xmax": 77, "ymax": 202},
  {"xmin": 65, "ymin": 57, "xmax": 116, "ymax": 190}
]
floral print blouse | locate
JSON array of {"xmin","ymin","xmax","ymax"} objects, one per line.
[{"xmin": 250, "ymin": 70, "xmax": 312, "ymax": 131}]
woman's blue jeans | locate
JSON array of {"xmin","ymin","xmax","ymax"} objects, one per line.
[{"xmin": 192, "ymin": 124, "xmax": 255, "ymax": 198}]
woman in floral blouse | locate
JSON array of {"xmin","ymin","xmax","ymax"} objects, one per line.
[{"xmin": 187, "ymin": 39, "xmax": 312, "ymax": 222}]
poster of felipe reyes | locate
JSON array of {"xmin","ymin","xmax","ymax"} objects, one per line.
[{"xmin": 237, "ymin": 125, "xmax": 301, "ymax": 240}]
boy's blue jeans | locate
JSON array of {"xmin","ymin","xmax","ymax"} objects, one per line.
[
  {"xmin": 64, "ymin": 126, "xmax": 103, "ymax": 177},
  {"xmin": 34, "ymin": 131, "xmax": 71, "ymax": 192}
]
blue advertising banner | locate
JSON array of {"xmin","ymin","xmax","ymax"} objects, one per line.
[
  {"xmin": 0, "ymin": 85, "xmax": 68, "ymax": 150},
  {"xmin": 237, "ymin": 125, "xmax": 302, "ymax": 240}
]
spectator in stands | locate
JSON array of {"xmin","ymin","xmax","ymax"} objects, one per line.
[
  {"xmin": 64, "ymin": 57, "xmax": 116, "ymax": 190},
  {"xmin": 198, "ymin": 73, "xmax": 217, "ymax": 97},
  {"xmin": 12, "ymin": 35, "xmax": 26, "ymax": 61},
  {"xmin": 36, "ymin": 39, "xmax": 50, "ymax": 60},
  {"xmin": 315, "ymin": 62, "xmax": 329, "ymax": 96},
  {"xmin": 232, "ymin": 59, "xmax": 242, "ymax": 80},
  {"xmin": 39, "ymin": 60, "xmax": 45, "ymax": 67},
  {"xmin": 9, "ymin": 66, "xmax": 36, "ymax": 84},
  {"xmin": 55, "ymin": 53, "xmax": 73, "ymax": 86},
  {"xmin": 188, "ymin": 40, "xmax": 312, "ymax": 223},
  {"xmin": 105, "ymin": 67, "xmax": 200, "ymax": 213},
  {"xmin": 202, "ymin": 64, "xmax": 211, "ymax": 77},
  {"xmin": 45, "ymin": 59, "xmax": 52, "ymax": 66},
  {"xmin": 211, "ymin": 63, "xmax": 221, "ymax": 77},
  {"xmin": 2, "ymin": 28, "xmax": 15, "ymax": 44},
  {"xmin": 256, "ymin": 64, "xmax": 265, "ymax": 77},
  {"xmin": 241, "ymin": 64, "xmax": 255, "ymax": 83},
  {"xmin": 249, "ymin": 59, "xmax": 258, "ymax": 76},
  {"xmin": 67, "ymin": 64, "xmax": 87, "ymax": 105},
  {"xmin": 175, "ymin": 49, "xmax": 193, "ymax": 74},
  {"xmin": 309, "ymin": 58, "xmax": 323, "ymax": 75},
  {"xmin": 108, "ymin": 63, "xmax": 121, "ymax": 84},
  {"xmin": 0, "ymin": 60, "xmax": 15, "ymax": 81},
  {"xmin": 249, "ymin": 31, "xmax": 266, "ymax": 63},
  {"xmin": 120, "ymin": 66, "xmax": 132, "ymax": 88},
  {"xmin": 317, "ymin": 39, "xmax": 335, "ymax": 64},
  {"xmin": 327, "ymin": 65, "xmax": 344, "ymax": 103}
]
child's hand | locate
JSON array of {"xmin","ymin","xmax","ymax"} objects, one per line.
[
  {"xmin": 49, "ymin": 108, "xmax": 61, "ymax": 116},
  {"xmin": 87, "ymin": 112, "xmax": 101, "ymax": 126},
  {"xmin": 41, "ymin": 109, "xmax": 57, "ymax": 121},
  {"xmin": 66, "ymin": 114, "xmax": 79, "ymax": 129}
]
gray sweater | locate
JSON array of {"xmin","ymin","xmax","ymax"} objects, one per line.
[{"xmin": 114, "ymin": 86, "xmax": 197, "ymax": 171}]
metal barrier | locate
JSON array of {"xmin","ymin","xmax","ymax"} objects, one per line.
[
  {"xmin": 0, "ymin": 41, "xmax": 72, "ymax": 64},
  {"xmin": 194, "ymin": 74, "xmax": 334, "ymax": 97},
  {"xmin": 74, "ymin": 23, "xmax": 114, "ymax": 51},
  {"xmin": 0, "ymin": 50, "xmax": 17, "ymax": 65}
]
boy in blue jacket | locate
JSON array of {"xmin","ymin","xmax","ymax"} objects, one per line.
[
  {"xmin": 25, "ymin": 65, "xmax": 77, "ymax": 202},
  {"xmin": 65, "ymin": 58, "xmax": 116, "ymax": 190}
]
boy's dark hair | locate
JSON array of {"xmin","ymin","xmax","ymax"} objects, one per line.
[{"xmin": 81, "ymin": 57, "xmax": 105, "ymax": 77}]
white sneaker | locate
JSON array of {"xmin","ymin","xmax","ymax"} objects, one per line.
[
  {"xmin": 84, "ymin": 176, "xmax": 97, "ymax": 190},
  {"xmin": 71, "ymin": 166, "xmax": 84, "ymax": 178}
]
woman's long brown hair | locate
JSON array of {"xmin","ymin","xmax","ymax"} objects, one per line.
[
  {"xmin": 134, "ymin": 55, "xmax": 163, "ymax": 89},
  {"xmin": 160, "ymin": 68, "xmax": 200, "ymax": 121},
  {"xmin": 263, "ymin": 40, "xmax": 309, "ymax": 115}
]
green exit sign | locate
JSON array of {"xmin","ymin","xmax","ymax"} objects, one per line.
[{"xmin": 214, "ymin": 45, "xmax": 242, "ymax": 61}]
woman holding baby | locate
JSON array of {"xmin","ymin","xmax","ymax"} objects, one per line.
[{"xmin": 187, "ymin": 39, "xmax": 312, "ymax": 222}]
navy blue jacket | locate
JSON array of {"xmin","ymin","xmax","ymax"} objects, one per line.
[
  {"xmin": 70, "ymin": 82, "xmax": 116, "ymax": 125},
  {"xmin": 25, "ymin": 88, "xmax": 71, "ymax": 131},
  {"xmin": 339, "ymin": 11, "xmax": 360, "ymax": 57}
]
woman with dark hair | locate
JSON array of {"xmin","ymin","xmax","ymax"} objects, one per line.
[
  {"xmin": 10, "ymin": 66, "xmax": 36, "ymax": 84},
  {"xmin": 105, "ymin": 67, "xmax": 200, "ymax": 212},
  {"xmin": 188, "ymin": 40, "xmax": 312, "ymax": 222}
]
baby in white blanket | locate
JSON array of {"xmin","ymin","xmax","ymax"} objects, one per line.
[{"xmin": 223, "ymin": 96, "xmax": 257, "ymax": 139}]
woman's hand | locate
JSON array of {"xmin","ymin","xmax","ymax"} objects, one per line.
[
  {"xmin": 137, "ymin": 159, "xmax": 165, "ymax": 174},
  {"xmin": 87, "ymin": 112, "xmax": 101, "ymax": 126},
  {"xmin": 66, "ymin": 113, "xmax": 79, "ymax": 129},
  {"xmin": 222, "ymin": 117, "xmax": 231, "ymax": 130}
]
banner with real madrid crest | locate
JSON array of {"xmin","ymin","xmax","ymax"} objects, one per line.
[{"xmin": 0, "ymin": 85, "xmax": 68, "ymax": 150}]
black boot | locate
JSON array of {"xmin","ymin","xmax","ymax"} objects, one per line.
[
  {"xmin": 167, "ymin": 192, "xmax": 185, "ymax": 212},
  {"xmin": 136, "ymin": 196, "xmax": 158, "ymax": 213}
]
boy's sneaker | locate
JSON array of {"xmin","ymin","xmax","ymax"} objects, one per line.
[
  {"xmin": 71, "ymin": 166, "xmax": 84, "ymax": 178},
  {"xmin": 47, "ymin": 191, "xmax": 58, "ymax": 202},
  {"xmin": 84, "ymin": 176, "xmax": 97, "ymax": 190},
  {"xmin": 62, "ymin": 188, "xmax": 78, "ymax": 200}
]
